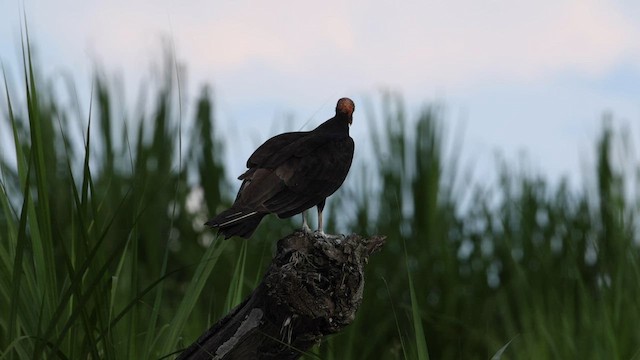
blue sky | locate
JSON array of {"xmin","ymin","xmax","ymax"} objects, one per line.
[{"xmin": 1, "ymin": 0, "xmax": 639, "ymax": 186}]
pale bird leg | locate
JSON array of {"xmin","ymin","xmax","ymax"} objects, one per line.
[
  {"xmin": 314, "ymin": 204, "xmax": 344, "ymax": 242},
  {"xmin": 316, "ymin": 206, "xmax": 326, "ymax": 237},
  {"xmin": 301, "ymin": 211, "xmax": 312, "ymax": 233}
]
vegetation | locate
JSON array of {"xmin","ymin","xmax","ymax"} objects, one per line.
[{"xmin": 1, "ymin": 39, "xmax": 639, "ymax": 359}]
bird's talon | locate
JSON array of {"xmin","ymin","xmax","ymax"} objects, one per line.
[{"xmin": 312, "ymin": 231, "xmax": 346, "ymax": 243}]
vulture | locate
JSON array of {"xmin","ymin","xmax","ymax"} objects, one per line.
[{"xmin": 206, "ymin": 97, "xmax": 355, "ymax": 239}]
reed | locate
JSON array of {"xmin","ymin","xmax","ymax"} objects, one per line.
[{"xmin": 1, "ymin": 37, "xmax": 639, "ymax": 359}]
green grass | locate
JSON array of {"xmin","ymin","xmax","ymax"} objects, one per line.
[{"xmin": 2, "ymin": 35, "xmax": 640, "ymax": 359}]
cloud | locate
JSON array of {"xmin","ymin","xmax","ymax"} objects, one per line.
[
  {"xmin": 3, "ymin": 0, "xmax": 637, "ymax": 97},
  {"xmin": 168, "ymin": 0, "xmax": 638, "ymax": 88},
  {"xmin": 2, "ymin": 1, "xmax": 638, "ymax": 164},
  {"xmin": 352, "ymin": 0, "xmax": 638, "ymax": 87}
]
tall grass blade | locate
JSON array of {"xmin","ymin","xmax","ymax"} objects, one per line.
[
  {"xmin": 490, "ymin": 337, "xmax": 516, "ymax": 360},
  {"xmin": 8, "ymin": 160, "xmax": 31, "ymax": 360},
  {"xmin": 404, "ymin": 240, "xmax": 429, "ymax": 360},
  {"xmin": 159, "ymin": 237, "xmax": 229, "ymax": 356},
  {"xmin": 224, "ymin": 239, "xmax": 248, "ymax": 312}
]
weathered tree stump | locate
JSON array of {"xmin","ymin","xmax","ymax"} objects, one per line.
[{"xmin": 177, "ymin": 231, "xmax": 386, "ymax": 360}]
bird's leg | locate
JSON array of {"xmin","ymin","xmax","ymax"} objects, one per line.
[
  {"xmin": 314, "ymin": 199, "xmax": 327, "ymax": 238},
  {"xmin": 317, "ymin": 205, "xmax": 325, "ymax": 237},
  {"xmin": 301, "ymin": 210, "xmax": 312, "ymax": 234},
  {"xmin": 314, "ymin": 199, "xmax": 345, "ymax": 241}
]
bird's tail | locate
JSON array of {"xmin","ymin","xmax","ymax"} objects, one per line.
[{"xmin": 205, "ymin": 208, "xmax": 266, "ymax": 239}]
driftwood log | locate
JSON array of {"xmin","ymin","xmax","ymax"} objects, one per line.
[{"xmin": 177, "ymin": 231, "xmax": 386, "ymax": 360}]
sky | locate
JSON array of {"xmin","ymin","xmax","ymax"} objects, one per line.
[{"xmin": 1, "ymin": 0, "xmax": 640, "ymax": 188}]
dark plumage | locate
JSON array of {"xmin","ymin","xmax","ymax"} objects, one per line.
[{"xmin": 206, "ymin": 97, "xmax": 355, "ymax": 239}]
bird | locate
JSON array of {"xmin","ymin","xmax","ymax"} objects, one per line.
[{"xmin": 206, "ymin": 97, "xmax": 355, "ymax": 239}]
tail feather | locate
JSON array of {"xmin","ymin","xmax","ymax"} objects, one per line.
[{"xmin": 205, "ymin": 208, "xmax": 266, "ymax": 239}]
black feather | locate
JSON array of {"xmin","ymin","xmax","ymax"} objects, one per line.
[{"xmin": 205, "ymin": 97, "xmax": 355, "ymax": 239}]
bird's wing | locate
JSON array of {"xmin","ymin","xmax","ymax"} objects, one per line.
[
  {"xmin": 233, "ymin": 131, "xmax": 322, "ymax": 210},
  {"xmin": 234, "ymin": 168, "xmax": 287, "ymax": 209},
  {"xmin": 244, "ymin": 131, "xmax": 309, "ymax": 170},
  {"xmin": 264, "ymin": 136, "xmax": 355, "ymax": 218},
  {"xmin": 234, "ymin": 123, "xmax": 354, "ymax": 218}
]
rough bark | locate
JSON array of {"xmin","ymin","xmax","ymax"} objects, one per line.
[{"xmin": 177, "ymin": 231, "xmax": 386, "ymax": 360}]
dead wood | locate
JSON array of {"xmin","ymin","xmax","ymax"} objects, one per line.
[{"xmin": 177, "ymin": 231, "xmax": 386, "ymax": 360}]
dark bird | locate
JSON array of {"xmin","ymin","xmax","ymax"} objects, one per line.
[{"xmin": 206, "ymin": 97, "xmax": 355, "ymax": 239}]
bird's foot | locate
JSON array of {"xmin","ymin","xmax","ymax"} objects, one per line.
[
  {"xmin": 302, "ymin": 223, "xmax": 313, "ymax": 234},
  {"xmin": 313, "ymin": 230, "xmax": 345, "ymax": 243}
]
